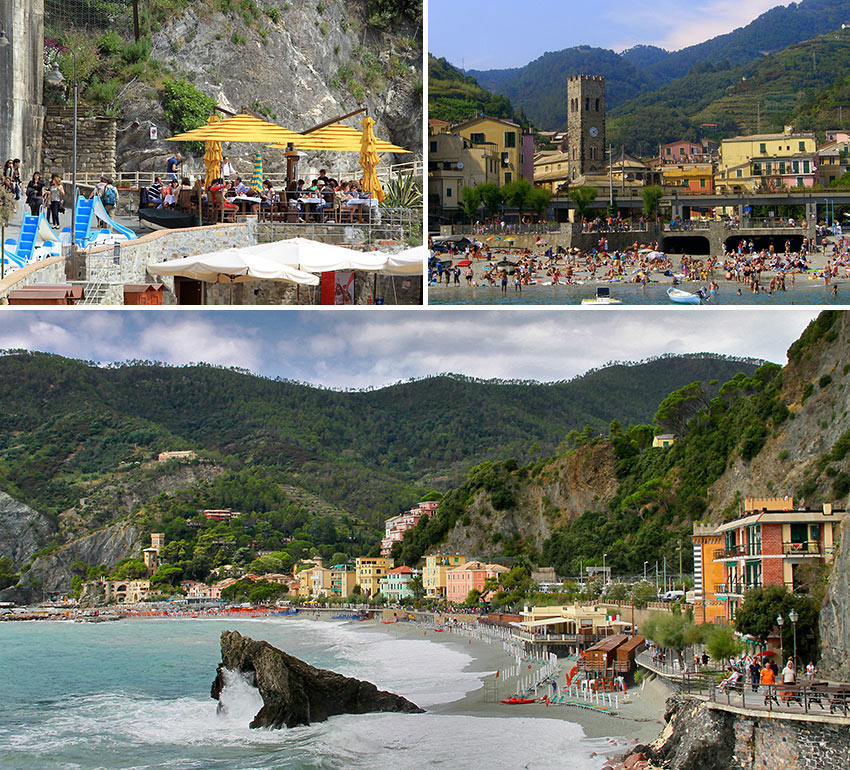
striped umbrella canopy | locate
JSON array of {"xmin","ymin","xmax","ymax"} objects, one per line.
[
  {"xmin": 203, "ymin": 114, "xmax": 223, "ymax": 189},
  {"xmin": 251, "ymin": 152, "xmax": 263, "ymax": 194},
  {"xmin": 359, "ymin": 116, "xmax": 384, "ymax": 203},
  {"xmin": 267, "ymin": 122, "xmax": 410, "ymax": 153},
  {"xmin": 166, "ymin": 113, "xmax": 302, "ymax": 144}
]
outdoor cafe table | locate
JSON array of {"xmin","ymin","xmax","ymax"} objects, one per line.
[
  {"xmin": 299, "ymin": 196, "xmax": 327, "ymax": 220},
  {"xmin": 233, "ymin": 195, "xmax": 262, "ymax": 213}
]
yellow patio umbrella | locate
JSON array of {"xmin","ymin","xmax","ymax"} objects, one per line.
[
  {"xmin": 203, "ymin": 114, "xmax": 223, "ymax": 189},
  {"xmin": 266, "ymin": 123, "xmax": 410, "ymax": 154},
  {"xmin": 166, "ymin": 113, "xmax": 302, "ymax": 144},
  {"xmin": 359, "ymin": 115, "xmax": 384, "ymax": 203}
]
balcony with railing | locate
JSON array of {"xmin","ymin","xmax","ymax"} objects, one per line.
[
  {"xmin": 713, "ymin": 582, "xmax": 762, "ymax": 597},
  {"xmin": 713, "ymin": 544, "xmax": 760, "ymax": 560},
  {"xmin": 782, "ymin": 541, "xmax": 831, "ymax": 556}
]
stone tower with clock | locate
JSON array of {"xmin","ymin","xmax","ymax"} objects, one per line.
[{"xmin": 567, "ymin": 75, "xmax": 606, "ymax": 181}]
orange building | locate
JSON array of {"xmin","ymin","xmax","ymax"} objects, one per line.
[{"xmin": 691, "ymin": 523, "xmax": 727, "ymax": 624}]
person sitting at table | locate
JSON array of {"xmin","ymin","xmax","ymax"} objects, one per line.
[
  {"xmin": 260, "ymin": 179, "xmax": 277, "ymax": 211},
  {"xmin": 233, "ymin": 176, "xmax": 249, "ymax": 195},
  {"xmin": 209, "ymin": 178, "xmax": 238, "ymax": 213},
  {"xmin": 718, "ymin": 666, "xmax": 741, "ymax": 693},
  {"xmin": 162, "ymin": 179, "xmax": 179, "ymax": 208},
  {"xmin": 146, "ymin": 176, "xmax": 164, "ymax": 207},
  {"xmin": 340, "ymin": 182, "xmax": 365, "ymax": 221},
  {"xmin": 318, "ymin": 168, "xmax": 330, "ymax": 186}
]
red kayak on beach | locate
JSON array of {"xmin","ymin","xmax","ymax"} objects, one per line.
[{"xmin": 500, "ymin": 697, "xmax": 536, "ymax": 704}]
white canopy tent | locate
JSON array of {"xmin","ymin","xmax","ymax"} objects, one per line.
[
  {"xmin": 381, "ymin": 246, "xmax": 425, "ymax": 276},
  {"xmin": 244, "ymin": 238, "xmax": 388, "ymax": 273},
  {"xmin": 147, "ymin": 247, "xmax": 319, "ymax": 303}
]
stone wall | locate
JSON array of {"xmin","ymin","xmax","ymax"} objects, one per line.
[
  {"xmin": 0, "ymin": 257, "xmax": 66, "ymax": 300},
  {"xmin": 76, "ymin": 220, "xmax": 258, "ymax": 303},
  {"xmin": 0, "ymin": 0, "xmax": 45, "ymax": 176},
  {"xmin": 41, "ymin": 106, "xmax": 117, "ymax": 179}
]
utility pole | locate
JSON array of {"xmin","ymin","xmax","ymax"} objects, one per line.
[
  {"xmin": 663, "ymin": 556, "xmax": 667, "ymax": 594},
  {"xmin": 678, "ymin": 539, "xmax": 683, "ymax": 592},
  {"xmin": 133, "ymin": 0, "xmax": 141, "ymax": 42}
]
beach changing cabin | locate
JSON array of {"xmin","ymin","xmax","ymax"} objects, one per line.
[
  {"xmin": 614, "ymin": 635, "xmax": 646, "ymax": 674},
  {"xmin": 582, "ymin": 634, "xmax": 629, "ymax": 675}
]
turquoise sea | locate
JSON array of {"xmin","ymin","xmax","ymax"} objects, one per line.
[
  {"xmin": 428, "ymin": 280, "xmax": 848, "ymax": 305},
  {"xmin": 0, "ymin": 618, "xmax": 614, "ymax": 770}
]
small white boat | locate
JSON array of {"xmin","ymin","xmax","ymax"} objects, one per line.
[
  {"xmin": 667, "ymin": 287, "xmax": 701, "ymax": 305},
  {"xmin": 581, "ymin": 286, "xmax": 622, "ymax": 305}
]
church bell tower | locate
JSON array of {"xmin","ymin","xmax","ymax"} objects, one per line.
[{"xmin": 567, "ymin": 75, "xmax": 606, "ymax": 181}]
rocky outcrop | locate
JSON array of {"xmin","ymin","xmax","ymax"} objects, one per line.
[
  {"xmin": 17, "ymin": 522, "xmax": 141, "ymax": 599},
  {"xmin": 0, "ymin": 491, "xmax": 57, "ymax": 569},
  {"xmin": 819, "ymin": 518, "xmax": 849, "ymax": 680},
  {"xmin": 632, "ymin": 693, "xmax": 850, "ymax": 770},
  {"xmin": 117, "ymin": 0, "xmax": 421, "ymax": 174},
  {"xmin": 708, "ymin": 312, "xmax": 850, "ymax": 512},
  {"xmin": 210, "ymin": 630, "xmax": 424, "ymax": 728},
  {"xmin": 443, "ymin": 443, "xmax": 620, "ymax": 558}
]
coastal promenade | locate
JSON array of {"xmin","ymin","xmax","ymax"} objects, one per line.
[{"xmin": 636, "ymin": 650, "xmax": 850, "ymax": 723}]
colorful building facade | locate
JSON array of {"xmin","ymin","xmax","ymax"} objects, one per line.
[
  {"xmin": 715, "ymin": 132, "xmax": 818, "ymax": 193},
  {"xmin": 423, "ymin": 553, "xmax": 466, "ymax": 599},
  {"xmin": 379, "ymin": 566, "xmax": 419, "ymax": 601},
  {"xmin": 355, "ymin": 556, "xmax": 393, "ymax": 598},
  {"xmin": 381, "ymin": 501, "xmax": 439, "ymax": 556},
  {"xmin": 445, "ymin": 560, "xmax": 509, "ymax": 605}
]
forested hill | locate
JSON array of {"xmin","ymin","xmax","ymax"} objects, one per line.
[
  {"xmin": 0, "ymin": 351, "xmax": 761, "ymax": 521},
  {"xmin": 392, "ymin": 311, "xmax": 850, "ymax": 580},
  {"xmin": 428, "ymin": 55, "xmax": 524, "ymax": 125},
  {"xmin": 465, "ymin": 0, "xmax": 850, "ymax": 130}
]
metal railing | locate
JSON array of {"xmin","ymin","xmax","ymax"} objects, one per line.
[
  {"xmin": 449, "ymin": 222, "xmax": 563, "ymax": 236},
  {"xmin": 782, "ymin": 541, "xmax": 826, "ymax": 555},
  {"xmin": 713, "ymin": 582, "xmax": 761, "ymax": 596},
  {"xmin": 259, "ymin": 207, "xmax": 420, "ymax": 246},
  {"xmin": 709, "ymin": 681, "xmax": 850, "ymax": 718},
  {"xmin": 74, "ymin": 160, "xmax": 423, "ymax": 191},
  {"xmin": 664, "ymin": 221, "xmax": 712, "ymax": 231}
]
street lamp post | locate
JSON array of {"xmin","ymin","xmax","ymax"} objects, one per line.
[
  {"xmin": 789, "ymin": 608, "xmax": 798, "ymax": 671},
  {"xmin": 603, "ymin": 553, "xmax": 608, "ymax": 586},
  {"xmin": 777, "ymin": 614, "xmax": 784, "ymax": 664},
  {"xmin": 45, "ymin": 48, "xmax": 77, "ymax": 249},
  {"xmin": 644, "ymin": 561, "xmax": 649, "ymax": 582}
]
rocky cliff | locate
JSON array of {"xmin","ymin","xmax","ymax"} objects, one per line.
[
  {"xmin": 211, "ymin": 630, "xmax": 424, "ymax": 728},
  {"xmin": 0, "ymin": 491, "xmax": 57, "ymax": 569},
  {"xmin": 16, "ymin": 522, "xmax": 141, "ymax": 599},
  {"xmin": 442, "ymin": 443, "xmax": 620, "ymax": 559},
  {"xmin": 707, "ymin": 312, "xmax": 850, "ymax": 513},
  {"xmin": 116, "ymin": 0, "xmax": 421, "ymax": 175},
  {"xmin": 819, "ymin": 516, "xmax": 849, "ymax": 680}
]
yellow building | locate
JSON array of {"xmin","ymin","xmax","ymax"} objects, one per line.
[
  {"xmin": 652, "ymin": 434, "xmax": 676, "ymax": 448},
  {"xmin": 519, "ymin": 604, "xmax": 615, "ymax": 635},
  {"xmin": 533, "ymin": 150, "xmax": 570, "ymax": 193},
  {"xmin": 661, "ymin": 163, "xmax": 715, "ymax": 195},
  {"xmin": 452, "ymin": 116, "xmax": 523, "ymax": 187},
  {"xmin": 355, "ymin": 556, "xmax": 393, "ymax": 598},
  {"xmin": 422, "ymin": 553, "xmax": 466, "ymax": 599},
  {"xmin": 715, "ymin": 132, "xmax": 818, "ymax": 193},
  {"xmin": 428, "ymin": 130, "xmax": 500, "ymax": 211},
  {"xmin": 691, "ymin": 523, "xmax": 727, "ymax": 624},
  {"xmin": 100, "ymin": 579, "xmax": 151, "ymax": 604},
  {"xmin": 329, "ymin": 564, "xmax": 357, "ymax": 598}
]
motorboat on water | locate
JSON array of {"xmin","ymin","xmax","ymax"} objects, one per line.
[
  {"xmin": 667, "ymin": 287, "xmax": 703, "ymax": 305},
  {"xmin": 580, "ymin": 286, "xmax": 622, "ymax": 305}
]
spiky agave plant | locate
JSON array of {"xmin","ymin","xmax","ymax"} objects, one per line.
[{"xmin": 382, "ymin": 172, "xmax": 422, "ymax": 209}]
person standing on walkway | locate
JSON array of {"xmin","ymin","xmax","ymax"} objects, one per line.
[
  {"xmin": 46, "ymin": 174, "xmax": 65, "ymax": 228},
  {"xmin": 25, "ymin": 172, "xmax": 44, "ymax": 216}
]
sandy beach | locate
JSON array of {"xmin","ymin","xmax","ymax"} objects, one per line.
[{"xmin": 357, "ymin": 618, "xmax": 670, "ymax": 744}]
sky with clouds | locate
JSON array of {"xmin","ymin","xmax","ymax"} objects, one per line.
[
  {"xmin": 429, "ymin": 0, "xmax": 785, "ymax": 70},
  {"xmin": 0, "ymin": 309, "xmax": 822, "ymax": 390}
]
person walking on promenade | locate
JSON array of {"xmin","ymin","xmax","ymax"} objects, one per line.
[
  {"xmin": 25, "ymin": 172, "xmax": 44, "ymax": 216},
  {"xmin": 46, "ymin": 174, "xmax": 65, "ymax": 228}
]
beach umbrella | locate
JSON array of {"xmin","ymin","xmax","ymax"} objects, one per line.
[
  {"xmin": 251, "ymin": 152, "xmax": 263, "ymax": 194},
  {"xmin": 203, "ymin": 114, "xmax": 223, "ymax": 190},
  {"xmin": 359, "ymin": 116, "xmax": 385, "ymax": 203}
]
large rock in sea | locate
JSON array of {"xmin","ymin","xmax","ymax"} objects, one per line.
[{"xmin": 210, "ymin": 630, "xmax": 425, "ymax": 728}]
